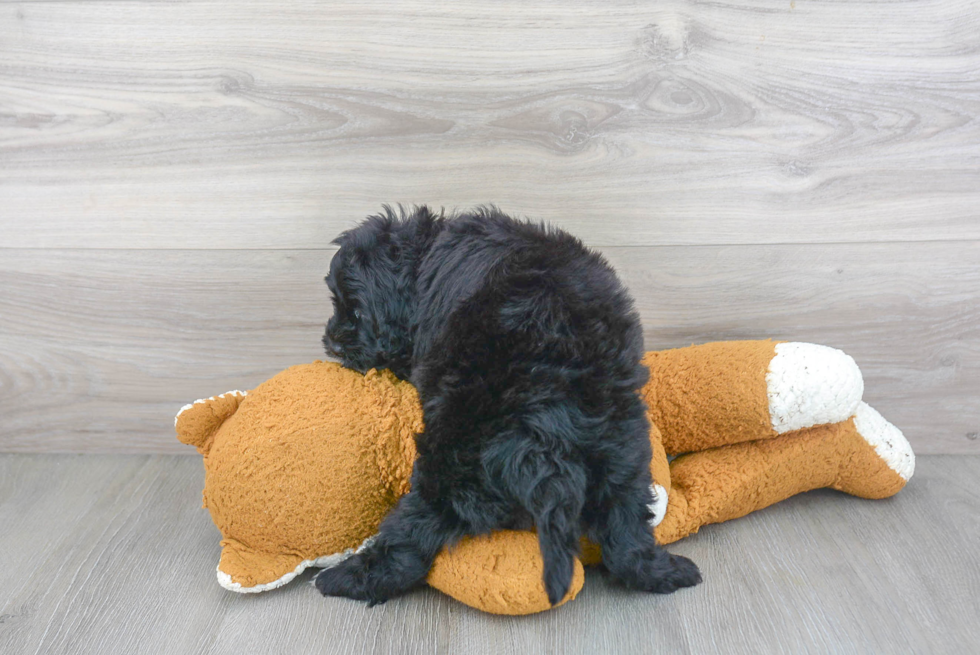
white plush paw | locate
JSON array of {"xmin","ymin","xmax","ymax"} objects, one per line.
[
  {"xmin": 852, "ymin": 402, "xmax": 915, "ymax": 481},
  {"xmin": 648, "ymin": 484, "xmax": 668, "ymax": 527},
  {"xmin": 766, "ymin": 343, "xmax": 864, "ymax": 434}
]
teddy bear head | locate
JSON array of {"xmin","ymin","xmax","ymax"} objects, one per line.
[{"xmin": 176, "ymin": 362, "xmax": 421, "ymax": 591}]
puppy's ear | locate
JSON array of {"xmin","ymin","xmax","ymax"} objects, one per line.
[{"xmin": 330, "ymin": 226, "xmax": 357, "ymax": 249}]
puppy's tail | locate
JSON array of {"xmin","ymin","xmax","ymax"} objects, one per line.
[
  {"xmin": 534, "ymin": 491, "xmax": 585, "ymax": 607},
  {"xmin": 496, "ymin": 442, "xmax": 587, "ymax": 606}
]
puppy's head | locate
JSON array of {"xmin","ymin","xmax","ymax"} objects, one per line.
[{"xmin": 323, "ymin": 206, "xmax": 443, "ymax": 378}]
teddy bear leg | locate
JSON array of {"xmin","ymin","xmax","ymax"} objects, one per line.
[
  {"xmin": 643, "ymin": 341, "xmax": 864, "ymax": 454},
  {"xmin": 831, "ymin": 402, "xmax": 915, "ymax": 498},
  {"xmin": 652, "ymin": 406, "xmax": 914, "ymax": 545},
  {"xmin": 653, "ymin": 426, "xmax": 847, "ymax": 544}
]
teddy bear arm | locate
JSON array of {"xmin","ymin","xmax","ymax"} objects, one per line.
[
  {"xmin": 427, "ymin": 530, "xmax": 585, "ymax": 615},
  {"xmin": 642, "ymin": 341, "xmax": 864, "ymax": 455},
  {"xmin": 216, "ymin": 537, "xmax": 309, "ymax": 593}
]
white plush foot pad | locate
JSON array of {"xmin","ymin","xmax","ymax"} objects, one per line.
[
  {"xmin": 648, "ymin": 484, "xmax": 668, "ymax": 527},
  {"xmin": 852, "ymin": 402, "xmax": 915, "ymax": 481},
  {"xmin": 766, "ymin": 343, "xmax": 864, "ymax": 434}
]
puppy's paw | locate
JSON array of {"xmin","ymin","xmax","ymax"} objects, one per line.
[
  {"xmin": 621, "ymin": 552, "xmax": 702, "ymax": 594},
  {"xmin": 314, "ymin": 556, "xmax": 388, "ymax": 606},
  {"xmin": 647, "ymin": 554, "xmax": 702, "ymax": 594}
]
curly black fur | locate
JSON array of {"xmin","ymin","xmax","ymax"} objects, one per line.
[{"xmin": 317, "ymin": 206, "xmax": 701, "ymax": 606}]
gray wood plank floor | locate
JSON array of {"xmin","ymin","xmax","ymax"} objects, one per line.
[{"xmin": 1, "ymin": 454, "xmax": 977, "ymax": 654}]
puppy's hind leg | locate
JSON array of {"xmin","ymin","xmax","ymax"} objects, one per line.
[
  {"xmin": 592, "ymin": 479, "xmax": 702, "ymax": 594},
  {"xmin": 314, "ymin": 489, "xmax": 455, "ymax": 606}
]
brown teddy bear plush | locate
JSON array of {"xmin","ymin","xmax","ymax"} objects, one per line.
[{"xmin": 176, "ymin": 340, "xmax": 913, "ymax": 615}]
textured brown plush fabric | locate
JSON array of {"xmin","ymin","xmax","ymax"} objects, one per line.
[
  {"xmin": 428, "ymin": 531, "xmax": 585, "ymax": 614},
  {"xmin": 176, "ymin": 342, "xmax": 909, "ymax": 614},
  {"xmin": 642, "ymin": 340, "xmax": 778, "ymax": 454}
]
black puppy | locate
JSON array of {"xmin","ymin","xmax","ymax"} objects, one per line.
[{"xmin": 316, "ymin": 206, "xmax": 701, "ymax": 606}]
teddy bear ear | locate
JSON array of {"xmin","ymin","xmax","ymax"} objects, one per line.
[
  {"xmin": 174, "ymin": 390, "xmax": 248, "ymax": 456},
  {"xmin": 215, "ymin": 537, "xmax": 308, "ymax": 593}
]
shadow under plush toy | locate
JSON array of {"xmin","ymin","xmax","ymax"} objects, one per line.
[{"xmin": 176, "ymin": 340, "xmax": 914, "ymax": 615}]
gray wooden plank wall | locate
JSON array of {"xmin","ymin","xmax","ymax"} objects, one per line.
[{"xmin": 1, "ymin": 1, "xmax": 978, "ymax": 454}]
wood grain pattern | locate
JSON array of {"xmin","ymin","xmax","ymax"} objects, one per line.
[
  {"xmin": 2, "ymin": 0, "xmax": 978, "ymax": 248},
  {"xmin": 0, "ymin": 1, "xmax": 976, "ymax": 456},
  {"xmin": 1, "ymin": 243, "xmax": 977, "ymax": 454},
  {"xmin": 1, "ymin": 454, "xmax": 977, "ymax": 654}
]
